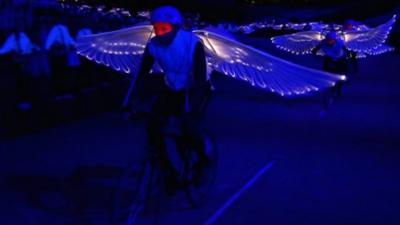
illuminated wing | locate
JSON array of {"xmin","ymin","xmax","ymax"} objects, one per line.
[
  {"xmin": 76, "ymin": 25, "xmax": 154, "ymax": 75},
  {"xmin": 271, "ymin": 31, "xmax": 324, "ymax": 55},
  {"xmin": 194, "ymin": 29, "xmax": 346, "ymax": 97},
  {"xmin": 364, "ymin": 44, "xmax": 395, "ymax": 56},
  {"xmin": 352, "ymin": 24, "xmax": 370, "ymax": 32},
  {"xmin": 344, "ymin": 15, "xmax": 396, "ymax": 53}
]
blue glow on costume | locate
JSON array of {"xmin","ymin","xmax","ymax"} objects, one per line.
[
  {"xmin": 45, "ymin": 24, "xmax": 76, "ymax": 50},
  {"xmin": 76, "ymin": 28, "xmax": 93, "ymax": 40},
  {"xmin": 320, "ymin": 32, "xmax": 346, "ymax": 60},
  {"xmin": 0, "ymin": 32, "xmax": 38, "ymax": 55},
  {"xmin": 150, "ymin": 6, "xmax": 182, "ymax": 25}
]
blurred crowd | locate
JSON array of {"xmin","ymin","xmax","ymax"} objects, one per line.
[{"xmin": 0, "ymin": 1, "xmax": 150, "ymax": 137}]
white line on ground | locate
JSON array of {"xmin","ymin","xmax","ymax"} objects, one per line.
[{"xmin": 203, "ymin": 161, "xmax": 275, "ymax": 225}]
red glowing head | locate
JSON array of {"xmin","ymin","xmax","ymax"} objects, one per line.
[
  {"xmin": 153, "ymin": 22, "xmax": 173, "ymax": 36},
  {"xmin": 327, "ymin": 38, "xmax": 336, "ymax": 45},
  {"xmin": 326, "ymin": 31, "xmax": 338, "ymax": 45}
]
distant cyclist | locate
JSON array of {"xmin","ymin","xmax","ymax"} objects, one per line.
[{"xmin": 313, "ymin": 31, "xmax": 354, "ymax": 110}]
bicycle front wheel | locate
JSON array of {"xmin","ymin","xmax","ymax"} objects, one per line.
[
  {"xmin": 183, "ymin": 131, "xmax": 218, "ymax": 207},
  {"xmin": 112, "ymin": 160, "xmax": 165, "ymax": 225}
]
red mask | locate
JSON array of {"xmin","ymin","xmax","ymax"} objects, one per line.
[
  {"xmin": 327, "ymin": 38, "xmax": 336, "ymax": 45},
  {"xmin": 153, "ymin": 22, "xmax": 173, "ymax": 36}
]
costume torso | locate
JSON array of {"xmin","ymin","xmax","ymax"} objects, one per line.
[
  {"xmin": 320, "ymin": 39, "xmax": 346, "ymax": 60},
  {"xmin": 148, "ymin": 29, "xmax": 199, "ymax": 91}
]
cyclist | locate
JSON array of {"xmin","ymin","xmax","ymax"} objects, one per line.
[
  {"xmin": 312, "ymin": 31, "xmax": 354, "ymax": 111},
  {"xmin": 125, "ymin": 6, "xmax": 212, "ymax": 191}
]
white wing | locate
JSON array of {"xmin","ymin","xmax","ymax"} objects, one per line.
[
  {"xmin": 364, "ymin": 44, "xmax": 395, "ymax": 56},
  {"xmin": 194, "ymin": 29, "xmax": 346, "ymax": 97},
  {"xmin": 76, "ymin": 25, "xmax": 154, "ymax": 75},
  {"xmin": 344, "ymin": 15, "xmax": 396, "ymax": 53},
  {"xmin": 271, "ymin": 31, "xmax": 324, "ymax": 55}
]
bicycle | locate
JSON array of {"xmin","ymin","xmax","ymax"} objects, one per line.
[{"xmin": 111, "ymin": 112, "xmax": 218, "ymax": 225}]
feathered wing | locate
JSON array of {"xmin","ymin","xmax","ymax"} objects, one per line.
[
  {"xmin": 364, "ymin": 44, "xmax": 395, "ymax": 56},
  {"xmin": 194, "ymin": 29, "xmax": 346, "ymax": 97},
  {"xmin": 344, "ymin": 15, "xmax": 397, "ymax": 53},
  {"xmin": 76, "ymin": 25, "xmax": 154, "ymax": 75},
  {"xmin": 270, "ymin": 30, "xmax": 324, "ymax": 55}
]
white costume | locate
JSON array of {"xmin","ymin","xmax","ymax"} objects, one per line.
[{"xmin": 148, "ymin": 30, "xmax": 199, "ymax": 90}]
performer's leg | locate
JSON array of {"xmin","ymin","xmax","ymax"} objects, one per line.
[
  {"xmin": 146, "ymin": 89, "xmax": 183, "ymax": 193},
  {"xmin": 146, "ymin": 87, "xmax": 172, "ymax": 156},
  {"xmin": 334, "ymin": 81, "xmax": 343, "ymax": 98},
  {"xmin": 321, "ymin": 57, "xmax": 336, "ymax": 111}
]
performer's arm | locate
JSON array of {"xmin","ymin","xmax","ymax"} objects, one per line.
[
  {"xmin": 312, "ymin": 41, "xmax": 323, "ymax": 55},
  {"xmin": 122, "ymin": 46, "xmax": 154, "ymax": 109},
  {"xmin": 136, "ymin": 46, "xmax": 155, "ymax": 90},
  {"xmin": 193, "ymin": 42, "xmax": 207, "ymax": 87},
  {"xmin": 190, "ymin": 42, "xmax": 210, "ymax": 114}
]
